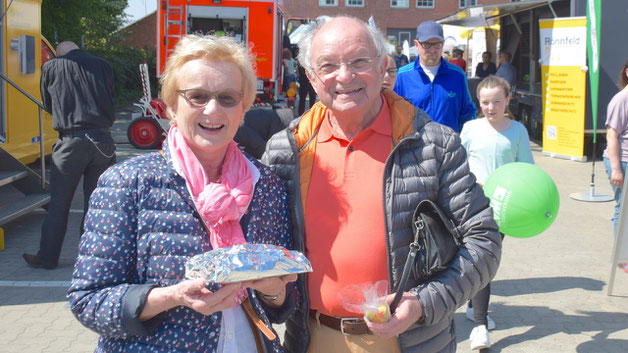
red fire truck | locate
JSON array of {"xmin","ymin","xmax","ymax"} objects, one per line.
[{"xmin": 156, "ymin": 0, "xmax": 287, "ymax": 104}]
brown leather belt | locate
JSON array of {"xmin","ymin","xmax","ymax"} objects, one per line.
[{"xmin": 309, "ymin": 310, "xmax": 371, "ymax": 335}]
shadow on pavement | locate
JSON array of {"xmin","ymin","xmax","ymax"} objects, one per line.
[
  {"xmin": 0, "ymin": 287, "xmax": 70, "ymax": 306},
  {"xmin": 456, "ymin": 303, "xmax": 628, "ymax": 352},
  {"xmin": 577, "ymin": 338, "xmax": 628, "ymax": 353},
  {"xmin": 492, "ymin": 276, "xmax": 605, "ymax": 296}
]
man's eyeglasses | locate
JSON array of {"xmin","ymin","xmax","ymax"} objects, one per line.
[
  {"xmin": 313, "ymin": 57, "xmax": 376, "ymax": 78},
  {"xmin": 418, "ymin": 41, "xmax": 444, "ymax": 50},
  {"xmin": 386, "ymin": 68, "xmax": 398, "ymax": 77},
  {"xmin": 177, "ymin": 88, "xmax": 243, "ymax": 108}
]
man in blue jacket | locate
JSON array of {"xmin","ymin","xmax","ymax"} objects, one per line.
[{"xmin": 394, "ymin": 21, "xmax": 476, "ymax": 132}]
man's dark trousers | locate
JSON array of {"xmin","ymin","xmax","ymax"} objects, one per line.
[
  {"xmin": 37, "ymin": 130, "xmax": 115, "ymax": 268},
  {"xmin": 298, "ymin": 82, "xmax": 317, "ymax": 116}
]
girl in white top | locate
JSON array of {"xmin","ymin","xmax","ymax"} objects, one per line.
[
  {"xmin": 460, "ymin": 75, "xmax": 534, "ymax": 351},
  {"xmin": 461, "ymin": 76, "xmax": 534, "ymax": 185}
]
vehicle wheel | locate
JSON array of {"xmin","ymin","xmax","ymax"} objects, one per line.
[{"xmin": 127, "ymin": 117, "xmax": 163, "ymax": 149}]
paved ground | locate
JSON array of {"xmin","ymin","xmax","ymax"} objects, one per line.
[{"xmin": 0, "ymin": 108, "xmax": 627, "ymax": 352}]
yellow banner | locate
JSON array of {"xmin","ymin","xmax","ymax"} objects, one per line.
[
  {"xmin": 540, "ymin": 18, "xmax": 587, "ymax": 159},
  {"xmin": 541, "ymin": 66, "xmax": 587, "ymax": 157}
]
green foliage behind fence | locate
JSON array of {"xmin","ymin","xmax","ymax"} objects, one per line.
[{"xmin": 87, "ymin": 46, "xmax": 158, "ymax": 105}]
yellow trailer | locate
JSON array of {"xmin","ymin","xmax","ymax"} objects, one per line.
[
  {"xmin": 1, "ymin": 0, "xmax": 56, "ymax": 248},
  {"xmin": 1, "ymin": 0, "xmax": 56, "ymax": 164}
]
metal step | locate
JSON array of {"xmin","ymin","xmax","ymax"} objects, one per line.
[
  {"xmin": 0, "ymin": 193, "xmax": 50, "ymax": 226},
  {"xmin": 0, "ymin": 171, "xmax": 28, "ymax": 187}
]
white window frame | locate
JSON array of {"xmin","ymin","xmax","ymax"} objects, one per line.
[
  {"xmin": 399, "ymin": 31, "xmax": 411, "ymax": 46},
  {"xmin": 459, "ymin": 0, "xmax": 477, "ymax": 8},
  {"xmin": 391, "ymin": 0, "xmax": 409, "ymax": 8},
  {"xmin": 416, "ymin": 0, "xmax": 434, "ymax": 9},
  {"xmin": 319, "ymin": 0, "xmax": 338, "ymax": 6},
  {"xmin": 346, "ymin": 0, "xmax": 364, "ymax": 7}
]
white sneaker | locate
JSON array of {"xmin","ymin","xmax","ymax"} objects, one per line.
[
  {"xmin": 466, "ymin": 304, "xmax": 496, "ymax": 330},
  {"xmin": 470, "ymin": 325, "xmax": 491, "ymax": 350}
]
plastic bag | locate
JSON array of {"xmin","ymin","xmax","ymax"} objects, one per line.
[
  {"xmin": 287, "ymin": 81, "xmax": 297, "ymax": 97},
  {"xmin": 338, "ymin": 280, "xmax": 391, "ymax": 323}
]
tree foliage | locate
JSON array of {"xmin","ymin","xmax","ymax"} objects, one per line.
[
  {"xmin": 88, "ymin": 46, "xmax": 158, "ymax": 104},
  {"xmin": 42, "ymin": 0, "xmax": 128, "ymax": 48}
]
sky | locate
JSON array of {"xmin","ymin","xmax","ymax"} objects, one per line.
[{"xmin": 124, "ymin": 0, "xmax": 158, "ymax": 24}]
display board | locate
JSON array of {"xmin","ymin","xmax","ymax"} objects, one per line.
[{"xmin": 539, "ymin": 17, "xmax": 587, "ymax": 160}]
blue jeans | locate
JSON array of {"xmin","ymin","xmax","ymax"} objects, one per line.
[
  {"xmin": 604, "ymin": 157, "xmax": 627, "ymax": 236},
  {"xmin": 283, "ymin": 74, "xmax": 296, "ymax": 93}
]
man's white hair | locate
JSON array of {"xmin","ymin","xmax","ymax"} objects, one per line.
[{"xmin": 297, "ymin": 16, "xmax": 388, "ymax": 74}]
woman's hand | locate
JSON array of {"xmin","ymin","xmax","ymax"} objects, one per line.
[
  {"xmin": 139, "ymin": 279, "xmax": 241, "ymax": 321},
  {"xmin": 243, "ymin": 274, "xmax": 297, "ymax": 307},
  {"xmin": 174, "ymin": 279, "xmax": 242, "ymax": 316},
  {"xmin": 364, "ymin": 292, "xmax": 423, "ymax": 339}
]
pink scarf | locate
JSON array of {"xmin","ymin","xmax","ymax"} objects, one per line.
[{"xmin": 168, "ymin": 125, "xmax": 254, "ymax": 251}]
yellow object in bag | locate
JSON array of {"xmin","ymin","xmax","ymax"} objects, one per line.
[{"xmin": 287, "ymin": 81, "xmax": 297, "ymax": 97}]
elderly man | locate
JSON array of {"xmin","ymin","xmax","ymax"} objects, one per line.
[
  {"xmin": 263, "ymin": 16, "xmax": 501, "ymax": 353},
  {"xmin": 496, "ymin": 51, "xmax": 516, "ymax": 86},
  {"xmin": 394, "ymin": 21, "xmax": 476, "ymax": 132}
]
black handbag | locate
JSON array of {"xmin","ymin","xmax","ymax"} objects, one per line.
[{"xmin": 390, "ymin": 199, "xmax": 461, "ymax": 313}]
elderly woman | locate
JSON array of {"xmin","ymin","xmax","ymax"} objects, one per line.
[{"xmin": 68, "ymin": 34, "xmax": 296, "ymax": 352}]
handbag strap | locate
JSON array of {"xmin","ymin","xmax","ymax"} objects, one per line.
[{"xmin": 389, "ymin": 217, "xmax": 423, "ymax": 314}]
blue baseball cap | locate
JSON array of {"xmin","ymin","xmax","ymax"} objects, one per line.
[{"xmin": 416, "ymin": 21, "xmax": 444, "ymax": 42}]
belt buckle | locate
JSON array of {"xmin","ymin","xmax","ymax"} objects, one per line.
[{"xmin": 340, "ymin": 317, "xmax": 362, "ymax": 336}]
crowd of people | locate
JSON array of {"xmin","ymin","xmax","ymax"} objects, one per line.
[{"xmin": 21, "ymin": 12, "xmax": 628, "ymax": 353}]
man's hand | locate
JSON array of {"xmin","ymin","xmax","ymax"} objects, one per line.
[
  {"xmin": 243, "ymin": 274, "xmax": 297, "ymax": 307},
  {"xmin": 364, "ymin": 292, "xmax": 423, "ymax": 338}
]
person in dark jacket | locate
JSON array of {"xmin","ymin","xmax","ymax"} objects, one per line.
[
  {"xmin": 393, "ymin": 45, "xmax": 409, "ymax": 68},
  {"xmin": 234, "ymin": 108, "xmax": 295, "ymax": 159},
  {"xmin": 475, "ymin": 51, "xmax": 497, "ymax": 78},
  {"xmin": 23, "ymin": 41, "xmax": 116, "ymax": 270},
  {"xmin": 263, "ymin": 16, "xmax": 501, "ymax": 353},
  {"xmin": 68, "ymin": 34, "xmax": 297, "ymax": 352},
  {"xmin": 296, "ymin": 55, "xmax": 317, "ymax": 116}
]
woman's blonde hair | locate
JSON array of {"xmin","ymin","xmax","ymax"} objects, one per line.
[
  {"xmin": 476, "ymin": 75, "xmax": 514, "ymax": 118},
  {"xmin": 160, "ymin": 34, "xmax": 257, "ymax": 116}
]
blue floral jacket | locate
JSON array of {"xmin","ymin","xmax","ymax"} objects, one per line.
[{"xmin": 68, "ymin": 142, "xmax": 296, "ymax": 352}]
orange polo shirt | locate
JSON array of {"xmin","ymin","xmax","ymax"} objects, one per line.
[{"xmin": 305, "ymin": 96, "xmax": 391, "ymax": 318}]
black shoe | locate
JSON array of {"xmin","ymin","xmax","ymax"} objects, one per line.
[{"xmin": 22, "ymin": 253, "xmax": 56, "ymax": 269}]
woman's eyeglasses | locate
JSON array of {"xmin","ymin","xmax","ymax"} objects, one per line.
[
  {"xmin": 177, "ymin": 88, "xmax": 243, "ymax": 108},
  {"xmin": 386, "ymin": 68, "xmax": 398, "ymax": 77}
]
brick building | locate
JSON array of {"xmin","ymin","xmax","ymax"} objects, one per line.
[
  {"xmin": 116, "ymin": 12, "xmax": 157, "ymax": 49},
  {"xmin": 282, "ymin": 0, "xmax": 506, "ymax": 45}
]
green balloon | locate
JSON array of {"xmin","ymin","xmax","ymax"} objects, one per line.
[{"xmin": 483, "ymin": 163, "xmax": 559, "ymax": 238}]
